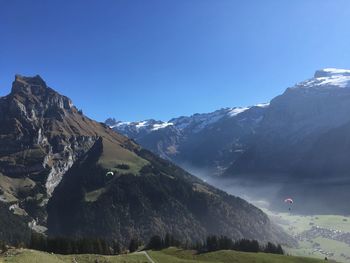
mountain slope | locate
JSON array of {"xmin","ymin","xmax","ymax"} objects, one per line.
[
  {"xmin": 48, "ymin": 138, "xmax": 284, "ymax": 245},
  {"xmin": 0, "ymin": 75, "xmax": 287, "ymax": 245},
  {"xmin": 229, "ymin": 68, "xmax": 350, "ymax": 175}
]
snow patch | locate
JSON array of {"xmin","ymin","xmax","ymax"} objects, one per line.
[
  {"xmin": 171, "ymin": 108, "xmax": 232, "ymax": 133},
  {"xmin": 228, "ymin": 107, "xmax": 250, "ymax": 117},
  {"xmin": 255, "ymin": 102, "xmax": 270, "ymax": 108},
  {"xmin": 151, "ymin": 122, "xmax": 173, "ymax": 131},
  {"xmin": 318, "ymin": 76, "xmax": 350, "ymax": 88},
  {"xmin": 320, "ymin": 68, "xmax": 350, "ymax": 75},
  {"xmin": 297, "ymin": 68, "xmax": 350, "ymax": 89},
  {"xmin": 135, "ymin": 121, "xmax": 148, "ymax": 128},
  {"xmin": 110, "ymin": 121, "xmax": 131, "ymax": 129}
]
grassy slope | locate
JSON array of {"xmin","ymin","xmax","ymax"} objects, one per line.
[
  {"xmin": 0, "ymin": 249, "xmax": 148, "ymax": 263},
  {"xmin": 0, "ymin": 248, "xmax": 328, "ymax": 263},
  {"xmin": 98, "ymin": 138, "xmax": 149, "ymax": 175},
  {"xmin": 148, "ymin": 248, "xmax": 326, "ymax": 263},
  {"xmin": 0, "ymin": 173, "xmax": 36, "ymax": 203}
]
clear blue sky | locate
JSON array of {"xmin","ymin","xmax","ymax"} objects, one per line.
[{"xmin": 1, "ymin": 0, "xmax": 350, "ymax": 122}]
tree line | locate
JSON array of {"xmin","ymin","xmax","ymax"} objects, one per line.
[
  {"xmin": 0, "ymin": 240, "xmax": 7, "ymax": 253},
  {"xmin": 28, "ymin": 233, "xmax": 180, "ymax": 255},
  {"xmin": 29, "ymin": 233, "xmax": 120, "ymax": 255},
  {"xmin": 146, "ymin": 234, "xmax": 283, "ymax": 255},
  {"xmin": 146, "ymin": 233, "xmax": 181, "ymax": 250},
  {"xmin": 193, "ymin": 235, "xmax": 284, "ymax": 254},
  {"xmin": 18, "ymin": 232, "xmax": 283, "ymax": 256}
]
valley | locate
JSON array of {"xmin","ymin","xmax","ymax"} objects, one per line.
[
  {"xmin": 187, "ymin": 175, "xmax": 350, "ymax": 262},
  {"xmin": 267, "ymin": 211, "xmax": 350, "ymax": 262}
]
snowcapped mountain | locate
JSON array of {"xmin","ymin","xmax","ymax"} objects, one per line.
[
  {"xmin": 107, "ymin": 68, "xmax": 350, "ymax": 214},
  {"xmin": 301, "ymin": 68, "xmax": 350, "ymax": 88},
  {"xmin": 105, "ymin": 118, "xmax": 173, "ymax": 138},
  {"xmin": 110, "ymin": 67, "xmax": 350, "ymax": 140},
  {"xmin": 107, "ymin": 104, "xmax": 269, "ymax": 170},
  {"xmin": 231, "ymin": 67, "xmax": 350, "ymax": 177},
  {"xmin": 108, "ymin": 105, "xmax": 269, "ymax": 136}
]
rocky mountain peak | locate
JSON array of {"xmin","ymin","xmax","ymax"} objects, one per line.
[
  {"xmin": 0, "ymin": 75, "xmax": 127, "ymax": 225},
  {"xmin": 105, "ymin": 117, "xmax": 118, "ymax": 127},
  {"xmin": 7, "ymin": 75, "xmax": 74, "ymax": 121},
  {"xmin": 12, "ymin": 74, "xmax": 48, "ymax": 94}
]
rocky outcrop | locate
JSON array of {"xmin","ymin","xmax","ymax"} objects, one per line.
[{"xmin": 0, "ymin": 75, "xmax": 108, "ymax": 224}]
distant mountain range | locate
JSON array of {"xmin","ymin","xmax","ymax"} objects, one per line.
[
  {"xmin": 105, "ymin": 103, "xmax": 269, "ymax": 176},
  {"xmin": 108, "ymin": 68, "xmax": 350, "ymax": 214},
  {"xmin": 0, "ymin": 75, "xmax": 288, "ymax": 246}
]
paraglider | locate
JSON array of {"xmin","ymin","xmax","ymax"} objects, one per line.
[
  {"xmin": 284, "ymin": 198, "xmax": 293, "ymax": 204},
  {"xmin": 106, "ymin": 171, "xmax": 114, "ymax": 177},
  {"xmin": 284, "ymin": 198, "xmax": 294, "ymax": 211}
]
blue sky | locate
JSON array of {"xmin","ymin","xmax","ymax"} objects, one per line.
[{"xmin": 1, "ymin": 0, "xmax": 350, "ymax": 121}]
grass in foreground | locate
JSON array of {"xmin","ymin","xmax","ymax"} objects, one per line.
[
  {"xmin": 0, "ymin": 249, "xmax": 149, "ymax": 263},
  {"xmin": 148, "ymin": 247, "xmax": 327, "ymax": 263},
  {"xmin": 0, "ymin": 247, "xmax": 330, "ymax": 263}
]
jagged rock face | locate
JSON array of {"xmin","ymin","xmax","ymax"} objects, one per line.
[{"xmin": 0, "ymin": 75, "xmax": 128, "ymax": 225}]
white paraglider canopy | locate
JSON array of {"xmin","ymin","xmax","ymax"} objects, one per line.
[
  {"xmin": 284, "ymin": 197, "xmax": 294, "ymax": 211},
  {"xmin": 106, "ymin": 171, "xmax": 114, "ymax": 177}
]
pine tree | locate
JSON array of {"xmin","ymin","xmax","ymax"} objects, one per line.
[
  {"xmin": 100, "ymin": 239, "xmax": 110, "ymax": 255},
  {"xmin": 164, "ymin": 233, "xmax": 171, "ymax": 248},
  {"xmin": 112, "ymin": 240, "xmax": 121, "ymax": 255},
  {"xmin": 128, "ymin": 238, "xmax": 139, "ymax": 253},
  {"xmin": 93, "ymin": 239, "xmax": 103, "ymax": 254},
  {"xmin": 147, "ymin": 235, "xmax": 163, "ymax": 250},
  {"xmin": 206, "ymin": 235, "xmax": 219, "ymax": 252},
  {"xmin": 276, "ymin": 244, "xmax": 284, "ymax": 255},
  {"xmin": 0, "ymin": 240, "xmax": 7, "ymax": 253}
]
